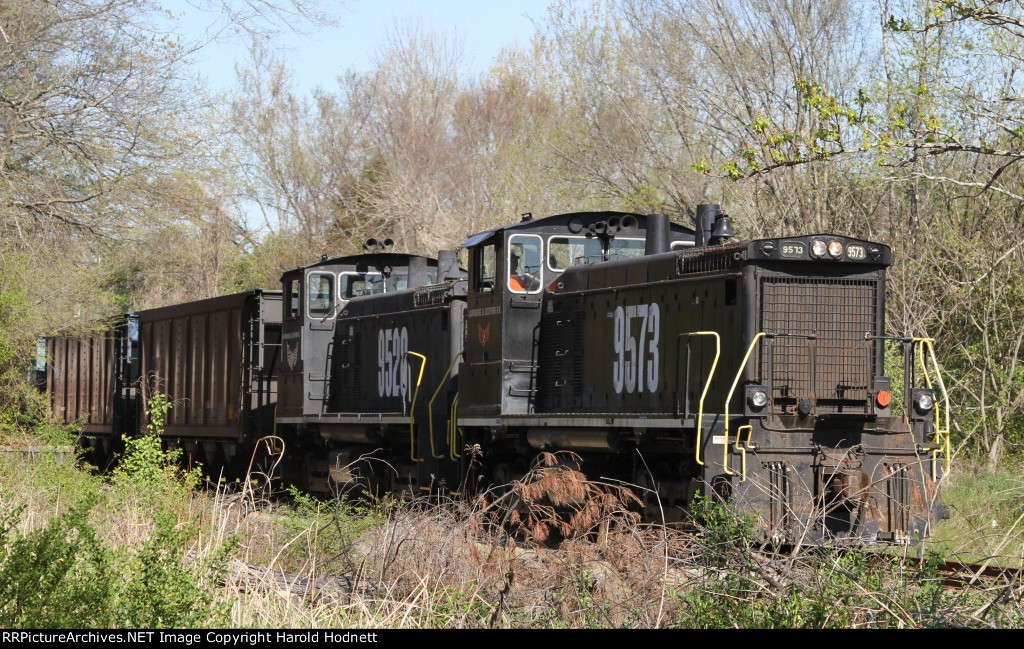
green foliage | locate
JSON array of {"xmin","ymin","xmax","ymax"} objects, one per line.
[
  {"xmin": 0, "ymin": 289, "xmax": 33, "ymax": 431},
  {"xmin": 673, "ymin": 547, "xmax": 954, "ymax": 628},
  {"xmin": 115, "ymin": 516, "xmax": 226, "ymax": 628},
  {"xmin": 425, "ymin": 583, "xmax": 495, "ymax": 628},
  {"xmin": 0, "ymin": 499, "xmax": 226, "ymax": 629},
  {"xmin": 279, "ymin": 485, "xmax": 390, "ymax": 572},
  {"xmin": 689, "ymin": 493, "xmax": 758, "ymax": 564},
  {"xmin": 0, "ymin": 499, "xmax": 116, "ymax": 628},
  {"xmin": 113, "ymin": 434, "xmax": 170, "ymax": 490},
  {"xmin": 930, "ymin": 463, "xmax": 1024, "ymax": 560},
  {"xmin": 111, "ymin": 392, "xmax": 200, "ymax": 495},
  {"xmin": 0, "ymin": 388, "xmax": 226, "ymax": 629}
]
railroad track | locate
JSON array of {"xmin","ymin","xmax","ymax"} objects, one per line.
[{"xmin": 935, "ymin": 558, "xmax": 1023, "ymax": 590}]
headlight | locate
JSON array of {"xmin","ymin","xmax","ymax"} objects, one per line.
[
  {"xmin": 827, "ymin": 240, "xmax": 844, "ymax": 258},
  {"xmin": 810, "ymin": 239, "xmax": 827, "ymax": 258},
  {"xmin": 747, "ymin": 387, "xmax": 768, "ymax": 411},
  {"xmin": 912, "ymin": 388, "xmax": 935, "ymax": 415},
  {"xmin": 916, "ymin": 391, "xmax": 935, "ymax": 411}
]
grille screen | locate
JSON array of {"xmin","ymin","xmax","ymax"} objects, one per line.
[{"xmin": 759, "ymin": 277, "xmax": 877, "ymax": 413}]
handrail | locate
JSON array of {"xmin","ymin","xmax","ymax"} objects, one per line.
[
  {"xmin": 449, "ymin": 393, "xmax": 460, "ymax": 461},
  {"xmin": 405, "ymin": 351, "xmax": 427, "ymax": 463},
  {"xmin": 735, "ymin": 425, "xmax": 754, "ymax": 482},
  {"xmin": 427, "ymin": 355, "xmax": 462, "ymax": 459},
  {"xmin": 678, "ymin": 331, "xmax": 721, "ymax": 467},
  {"xmin": 914, "ymin": 337, "xmax": 951, "ymax": 479},
  {"xmin": 723, "ymin": 333, "xmax": 766, "ymax": 476}
]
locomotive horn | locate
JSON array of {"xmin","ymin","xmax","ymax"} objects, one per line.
[
  {"xmin": 382, "ymin": 238, "xmax": 395, "ymax": 251},
  {"xmin": 590, "ymin": 221, "xmax": 607, "ymax": 235},
  {"xmin": 607, "ymin": 215, "xmax": 621, "ymax": 233},
  {"xmin": 363, "ymin": 237, "xmax": 380, "ymax": 252},
  {"xmin": 619, "ymin": 215, "xmax": 638, "ymax": 232}
]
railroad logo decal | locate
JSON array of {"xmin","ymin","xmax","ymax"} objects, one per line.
[
  {"xmin": 377, "ymin": 326, "xmax": 410, "ymax": 401},
  {"xmin": 285, "ymin": 341, "xmax": 299, "ymax": 369},
  {"xmin": 478, "ymin": 322, "xmax": 491, "ymax": 346},
  {"xmin": 612, "ymin": 302, "xmax": 661, "ymax": 394}
]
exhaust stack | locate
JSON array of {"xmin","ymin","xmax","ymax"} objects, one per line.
[
  {"xmin": 645, "ymin": 213, "xmax": 670, "ymax": 255},
  {"xmin": 695, "ymin": 204, "xmax": 720, "ymax": 247}
]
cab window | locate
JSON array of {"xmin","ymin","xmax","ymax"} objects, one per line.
[
  {"xmin": 340, "ymin": 272, "xmax": 384, "ymax": 299},
  {"xmin": 308, "ymin": 272, "xmax": 334, "ymax": 318},
  {"xmin": 474, "ymin": 243, "xmax": 496, "ymax": 292},
  {"xmin": 608, "ymin": 238, "xmax": 645, "ymax": 260},
  {"xmin": 508, "ymin": 234, "xmax": 542, "ymax": 293},
  {"xmin": 548, "ymin": 236, "xmax": 645, "ymax": 269},
  {"xmin": 387, "ymin": 272, "xmax": 409, "ymax": 292},
  {"xmin": 286, "ymin": 279, "xmax": 300, "ymax": 318}
]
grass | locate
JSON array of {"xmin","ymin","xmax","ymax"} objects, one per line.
[
  {"xmin": 0, "ymin": 432, "xmax": 1022, "ymax": 628},
  {"xmin": 927, "ymin": 459, "xmax": 1024, "ymax": 568}
]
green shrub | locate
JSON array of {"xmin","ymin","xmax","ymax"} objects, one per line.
[
  {"xmin": 114, "ymin": 516, "xmax": 227, "ymax": 628},
  {"xmin": 0, "ymin": 500, "xmax": 116, "ymax": 628},
  {"xmin": 111, "ymin": 392, "xmax": 200, "ymax": 497}
]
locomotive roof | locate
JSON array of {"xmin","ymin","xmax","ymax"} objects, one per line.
[
  {"xmin": 286, "ymin": 251, "xmax": 438, "ymax": 274},
  {"xmin": 460, "ymin": 211, "xmax": 696, "ymax": 248}
]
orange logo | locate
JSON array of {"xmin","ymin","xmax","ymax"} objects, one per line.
[{"xmin": 478, "ymin": 322, "xmax": 491, "ymax": 345}]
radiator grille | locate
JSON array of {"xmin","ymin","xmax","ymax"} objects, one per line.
[
  {"xmin": 676, "ymin": 243, "xmax": 745, "ymax": 275},
  {"xmin": 759, "ymin": 277, "xmax": 877, "ymax": 413},
  {"xmin": 414, "ymin": 283, "xmax": 451, "ymax": 307}
]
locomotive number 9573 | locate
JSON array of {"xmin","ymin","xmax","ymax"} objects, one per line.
[{"xmin": 612, "ymin": 302, "xmax": 661, "ymax": 395}]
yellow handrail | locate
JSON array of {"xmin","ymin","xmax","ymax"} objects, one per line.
[
  {"xmin": 913, "ymin": 337, "xmax": 951, "ymax": 479},
  {"xmin": 405, "ymin": 351, "xmax": 427, "ymax": 463},
  {"xmin": 688, "ymin": 331, "xmax": 721, "ymax": 467},
  {"xmin": 449, "ymin": 393, "xmax": 460, "ymax": 461},
  {"xmin": 735, "ymin": 425, "xmax": 753, "ymax": 482},
  {"xmin": 427, "ymin": 355, "xmax": 462, "ymax": 459},
  {"xmin": 723, "ymin": 333, "xmax": 766, "ymax": 476}
]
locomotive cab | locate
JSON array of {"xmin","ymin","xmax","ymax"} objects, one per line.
[
  {"xmin": 277, "ymin": 242, "xmax": 442, "ymax": 421},
  {"xmin": 458, "ymin": 212, "xmax": 696, "ymax": 419}
]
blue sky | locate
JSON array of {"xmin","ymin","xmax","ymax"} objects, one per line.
[{"xmin": 174, "ymin": 0, "xmax": 554, "ymax": 92}]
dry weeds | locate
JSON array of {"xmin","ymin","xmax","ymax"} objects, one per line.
[{"xmin": 2, "ymin": 447, "xmax": 1024, "ymax": 628}]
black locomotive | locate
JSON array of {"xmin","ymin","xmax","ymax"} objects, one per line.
[{"xmin": 45, "ymin": 206, "xmax": 951, "ymax": 545}]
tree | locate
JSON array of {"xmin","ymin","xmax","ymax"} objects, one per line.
[{"xmin": 0, "ymin": 0, "xmax": 338, "ymax": 429}]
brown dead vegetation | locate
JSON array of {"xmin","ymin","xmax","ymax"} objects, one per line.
[{"xmin": 466, "ymin": 451, "xmax": 643, "ymax": 545}]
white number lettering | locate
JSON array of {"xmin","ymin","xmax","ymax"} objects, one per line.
[
  {"xmin": 646, "ymin": 303, "xmax": 660, "ymax": 392},
  {"xmin": 612, "ymin": 302, "xmax": 661, "ymax": 395},
  {"xmin": 377, "ymin": 326, "xmax": 410, "ymax": 400},
  {"xmin": 377, "ymin": 330, "xmax": 386, "ymax": 396},
  {"xmin": 613, "ymin": 306, "xmax": 625, "ymax": 393}
]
